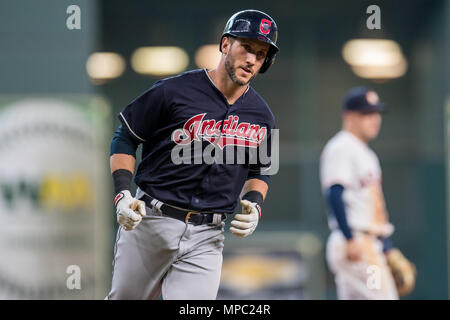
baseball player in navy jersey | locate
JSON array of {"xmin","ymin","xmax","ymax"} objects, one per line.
[
  {"xmin": 320, "ymin": 87, "xmax": 416, "ymax": 299},
  {"xmin": 106, "ymin": 9, "xmax": 279, "ymax": 300}
]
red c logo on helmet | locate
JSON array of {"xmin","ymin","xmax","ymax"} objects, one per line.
[{"xmin": 260, "ymin": 19, "xmax": 271, "ymax": 34}]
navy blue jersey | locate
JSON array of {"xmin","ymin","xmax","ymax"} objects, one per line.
[{"xmin": 118, "ymin": 69, "xmax": 275, "ymax": 214}]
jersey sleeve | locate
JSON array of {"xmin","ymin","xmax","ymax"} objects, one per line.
[
  {"xmin": 320, "ymin": 145, "xmax": 354, "ymax": 189},
  {"xmin": 110, "ymin": 125, "xmax": 140, "ymax": 157},
  {"xmin": 118, "ymin": 80, "xmax": 168, "ymax": 142}
]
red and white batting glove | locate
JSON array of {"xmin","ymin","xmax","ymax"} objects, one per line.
[
  {"xmin": 114, "ymin": 190, "xmax": 146, "ymax": 231},
  {"xmin": 230, "ymin": 199, "xmax": 261, "ymax": 237}
]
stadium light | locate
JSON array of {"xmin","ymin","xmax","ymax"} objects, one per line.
[
  {"xmin": 131, "ymin": 46, "xmax": 189, "ymax": 76},
  {"xmin": 86, "ymin": 52, "xmax": 126, "ymax": 83},
  {"xmin": 195, "ymin": 44, "xmax": 221, "ymax": 70},
  {"xmin": 342, "ymin": 39, "xmax": 408, "ymax": 80}
]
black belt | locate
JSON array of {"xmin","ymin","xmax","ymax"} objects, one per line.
[{"xmin": 140, "ymin": 194, "xmax": 226, "ymax": 226}]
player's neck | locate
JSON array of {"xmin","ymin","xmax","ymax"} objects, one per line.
[
  {"xmin": 207, "ymin": 69, "xmax": 249, "ymax": 105},
  {"xmin": 343, "ymin": 128, "xmax": 369, "ymax": 145}
]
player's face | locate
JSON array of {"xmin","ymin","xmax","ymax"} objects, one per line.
[
  {"xmin": 223, "ymin": 37, "xmax": 270, "ymax": 86},
  {"xmin": 359, "ymin": 112, "xmax": 382, "ymax": 140}
]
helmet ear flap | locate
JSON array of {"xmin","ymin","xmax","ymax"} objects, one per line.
[{"xmin": 219, "ymin": 35, "xmax": 225, "ymax": 53}]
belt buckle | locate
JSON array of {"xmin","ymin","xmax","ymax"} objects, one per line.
[{"xmin": 185, "ymin": 211, "xmax": 199, "ymax": 223}]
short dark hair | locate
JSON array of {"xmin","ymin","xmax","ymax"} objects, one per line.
[{"xmin": 221, "ymin": 35, "xmax": 236, "ymax": 51}]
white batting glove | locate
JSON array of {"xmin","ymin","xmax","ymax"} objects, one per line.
[
  {"xmin": 230, "ymin": 199, "xmax": 261, "ymax": 237},
  {"xmin": 114, "ymin": 190, "xmax": 146, "ymax": 231}
]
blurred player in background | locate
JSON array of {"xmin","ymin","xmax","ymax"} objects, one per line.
[{"xmin": 319, "ymin": 87, "xmax": 416, "ymax": 300}]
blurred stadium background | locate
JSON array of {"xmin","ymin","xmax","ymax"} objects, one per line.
[{"xmin": 0, "ymin": 0, "xmax": 449, "ymax": 299}]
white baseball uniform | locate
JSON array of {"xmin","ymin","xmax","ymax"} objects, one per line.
[{"xmin": 320, "ymin": 130, "xmax": 398, "ymax": 300}]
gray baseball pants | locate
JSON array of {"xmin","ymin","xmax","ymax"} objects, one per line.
[{"xmin": 106, "ymin": 206, "xmax": 226, "ymax": 300}]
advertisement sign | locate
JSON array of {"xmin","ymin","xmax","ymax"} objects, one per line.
[{"xmin": 0, "ymin": 96, "xmax": 111, "ymax": 299}]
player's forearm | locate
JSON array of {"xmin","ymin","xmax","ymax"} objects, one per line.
[
  {"xmin": 241, "ymin": 178, "xmax": 269, "ymax": 200},
  {"xmin": 110, "ymin": 153, "xmax": 136, "ymax": 174}
]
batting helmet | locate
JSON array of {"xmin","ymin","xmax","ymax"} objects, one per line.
[{"xmin": 220, "ymin": 9, "xmax": 279, "ymax": 73}]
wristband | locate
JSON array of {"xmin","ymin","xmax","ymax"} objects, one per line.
[
  {"xmin": 112, "ymin": 169, "xmax": 133, "ymax": 195},
  {"xmin": 242, "ymin": 191, "xmax": 264, "ymax": 207}
]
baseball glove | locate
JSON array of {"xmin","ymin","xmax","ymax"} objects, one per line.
[{"xmin": 386, "ymin": 248, "xmax": 416, "ymax": 297}]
